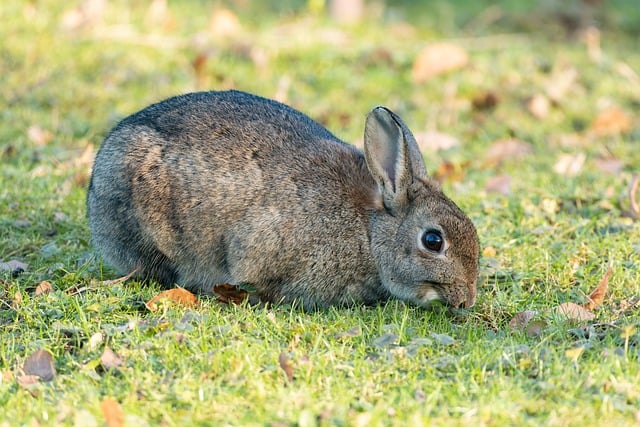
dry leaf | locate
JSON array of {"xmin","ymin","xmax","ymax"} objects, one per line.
[
  {"xmin": 23, "ymin": 349, "xmax": 56, "ymax": 381},
  {"xmin": 628, "ymin": 174, "xmax": 640, "ymax": 218},
  {"xmin": 329, "ymin": 0, "xmax": 364, "ymax": 24},
  {"xmin": 414, "ymin": 131, "xmax": 460, "ymax": 151},
  {"xmin": 27, "ymin": 125, "xmax": 53, "ymax": 146},
  {"xmin": 100, "ymin": 397, "xmax": 124, "ymax": 427},
  {"xmin": 35, "ymin": 281, "xmax": 53, "ymax": 296},
  {"xmin": 471, "ymin": 91, "xmax": 499, "ymax": 111},
  {"xmin": 484, "ymin": 139, "xmax": 533, "ymax": 166},
  {"xmin": 527, "ymin": 94, "xmax": 550, "ymax": 119},
  {"xmin": 565, "ymin": 346, "xmax": 585, "ymax": 362},
  {"xmin": 553, "ymin": 153, "xmax": 585, "ymax": 177},
  {"xmin": 88, "ymin": 332, "xmax": 104, "ymax": 351},
  {"xmin": 101, "ymin": 347, "xmax": 124, "ymax": 371},
  {"xmin": 482, "ymin": 246, "xmax": 496, "ymax": 257},
  {"xmin": 212, "ymin": 283, "xmax": 249, "ymax": 305},
  {"xmin": 145, "ymin": 287, "xmax": 199, "ymax": 311},
  {"xmin": 509, "ymin": 310, "xmax": 538, "ymax": 330},
  {"xmin": 433, "ymin": 161, "xmax": 469, "ymax": 183},
  {"xmin": 594, "ymin": 157, "xmax": 624, "ymax": 175},
  {"xmin": 554, "ymin": 302, "xmax": 595, "ymax": 321},
  {"xmin": 411, "ymin": 43, "xmax": 468, "ymax": 83},
  {"xmin": 16, "ymin": 374, "xmax": 40, "ymax": 388},
  {"xmin": 278, "ymin": 352, "xmax": 294, "ymax": 383},
  {"xmin": 12, "ymin": 291, "xmax": 22, "ymax": 307},
  {"xmin": 583, "ymin": 268, "xmax": 612, "ymax": 311},
  {"xmin": 209, "ymin": 9, "xmax": 241, "ymax": 38},
  {"xmin": 590, "ymin": 107, "xmax": 632, "ymax": 136},
  {"xmin": 485, "ymin": 174, "xmax": 511, "ymax": 195},
  {"xmin": 545, "ymin": 67, "xmax": 578, "ymax": 103}
]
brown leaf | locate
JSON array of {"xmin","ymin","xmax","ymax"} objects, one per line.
[
  {"xmin": 485, "ymin": 174, "xmax": 511, "ymax": 195},
  {"xmin": 12, "ymin": 291, "xmax": 23, "ymax": 308},
  {"xmin": 209, "ymin": 9, "xmax": 241, "ymax": 38},
  {"xmin": 471, "ymin": 91, "xmax": 499, "ymax": 111},
  {"xmin": 590, "ymin": 107, "xmax": 632, "ymax": 136},
  {"xmin": 432, "ymin": 161, "xmax": 469, "ymax": 184},
  {"xmin": 35, "ymin": 281, "xmax": 53, "ymax": 296},
  {"xmin": 411, "ymin": 43, "xmax": 468, "ymax": 83},
  {"xmin": 508, "ymin": 310, "xmax": 538, "ymax": 330},
  {"xmin": 100, "ymin": 397, "xmax": 124, "ymax": 427},
  {"xmin": 527, "ymin": 94, "xmax": 550, "ymax": 119},
  {"xmin": 145, "ymin": 287, "xmax": 199, "ymax": 311},
  {"xmin": 484, "ymin": 139, "xmax": 533, "ymax": 166},
  {"xmin": 17, "ymin": 374, "xmax": 41, "ymax": 388},
  {"xmin": 582, "ymin": 268, "xmax": 612, "ymax": 311},
  {"xmin": 545, "ymin": 67, "xmax": 578, "ymax": 103},
  {"xmin": 414, "ymin": 131, "xmax": 460, "ymax": 152},
  {"xmin": 278, "ymin": 352, "xmax": 294, "ymax": 383},
  {"xmin": 553, "ymin": 153, "xmax": 585, "ymax": 177},
  {"xmin": 100, "ymin": 347, "xmax": 124, "ymax": 371},
  {"xmin": 23, "ymin": 349, "xmax": 56, "ymax": 381},
  {"xmin": 554, "ymin": 302, "xmax": 595, "ymax": 321},
  {"xmin": 593, "ymin": 157, "xmax": 624, "ymax": 175},
  {"xmin": 212, "ymin": 283, "xmax": 249, "ymax": 305},
  {"xmin": 27, "ymin": 125, "xmax": 53, "ymax": 146},
  {"xmin": 626, "ymin": 174, "xmax": 640, "ymax": 219}
]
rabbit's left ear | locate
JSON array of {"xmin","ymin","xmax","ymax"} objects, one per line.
[{"xmin": 364, "ymin": 107, "xmax": 427, "ymax": 210}]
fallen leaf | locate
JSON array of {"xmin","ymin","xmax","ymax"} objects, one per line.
[
  {"xmin": 485, "ymin": 174, "xmax": 511, "ymax": 195},
  {"xmin": 145, "ymin": 287, "xmax": 198, "ymax": 311},
  {"xmin": 594, "ymin": 157, "xmax": 624, "ymax": 175},
  {"xmin": 582, "ymin": 268, "xmax": 612, "ymax": 310},
  {"xmin": 471, "ymin": 91, "xmax": 499, "ymax": 111},
  {"xmin": 484, "ymin": 139, "xmax": 533, "ymax": 166},
  {"xmin": 590, "ymin": 107, "xmax": 632, "ymax": 136},
  {"xmin": 88, "ymin": 332, "xmax": 104, "ymax": 351},
  {"xmin": 100, "ymin": 397, "xmax": 124, "ymax": 427},
  {"xmin": 12, "ymin": 291, "xmax": 22, "ymax": 307},
  {"xmin": 554, "ymin": 302, "xmax": 595, "ymax": 321},
  {"xmin": 482, "ymin": 246, "xmax": 496, "ymax": 257},
  {"xmin": 624, "ymin": 174, "xmax": 640, "ymax": 219},
  {"xmin": 23, "ymin": 349, "xmax": 56, "ymax": 381},
  {"xmin": 16, "ymin": 374, "xmax": 40, "ymax": 388},
  {"xmin": 101, "ymin": 347, "xmax": 124, "ymax": 371},
  {"xmin": 35, "ymin": 281, "xmax": 53, "ymax": 296},
  {"xmin": 278, "ymin": 351, "xmax": 294, "ymax": 383},
  {"xmin": 553, "ymin": 153, "xmax": 585, "ymax": 177},
  {"xmin": 545, "ymin": 67, "xmax": 578, "ymax": 103},
  {"xmin": 212, "ymin": 283, "xmax": 248, "ymax": 305},
  {"xmin": 27, "ymin": 125, "xmax": 53, "ymax": 146},
  {"xmin": 433, "ymin": 161, "xmax": 469, "ymax": 183},
  {"xmin": 209, "ymin": 8, "xmax": 241, "ymax": 38},
  {"xmin": 509, "ymin": 310, "xmax": 538, "ymax": 330},
  {"xmin": 411, "ymin": 43, "xmax": 468, "ymax": 83},
  {"xmin": 414, "ymin": 131, "xmax": 460, "ymax": 151},
  {"xmin": 527, "ymin": 94, "xmax": 550, "ymax": 119},
  {"xmin": 565, "ymin": 346, "xmax": 585, "ymax": 362}
]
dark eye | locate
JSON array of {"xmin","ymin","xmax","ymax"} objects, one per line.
[{"xmin": 421, "ymin": 230, "xmax": 443, "ymax": 252}]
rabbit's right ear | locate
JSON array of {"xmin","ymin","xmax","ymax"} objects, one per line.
[{"xmin": 364, "ymin": 107, "xmax": 427, "ymax": 211}]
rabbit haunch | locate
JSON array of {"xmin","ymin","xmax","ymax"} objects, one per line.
[{"xmin": 87, "ymin": 90, "xmax": 479, "ymax": 309}]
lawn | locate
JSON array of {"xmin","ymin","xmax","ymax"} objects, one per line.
[{"xmin": 1, "ymin": 1, "xmax": 640, "ymax": 425}]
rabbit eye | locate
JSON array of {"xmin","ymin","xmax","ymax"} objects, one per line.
[{"xmin": 421, "ymin": 230, "xmax": 443, "ymax": 252}]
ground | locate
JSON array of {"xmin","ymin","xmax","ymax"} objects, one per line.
[{"xmin": 1, "ymin": 1, "xmax": 639, "ymax": 425}]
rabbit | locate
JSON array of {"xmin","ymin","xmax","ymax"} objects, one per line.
[{"xmin": 87, "ymin": 90, "xmax": 479, "ymax": 310}]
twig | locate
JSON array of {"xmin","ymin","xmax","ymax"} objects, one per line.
[{"xmin": 65, "ymin": 268, "xmax": 139, "ymax": 296}]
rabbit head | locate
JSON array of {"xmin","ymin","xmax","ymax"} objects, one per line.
[{"xmin": 364, "ymin": 107, "xmax": 479, "ymax": 309}]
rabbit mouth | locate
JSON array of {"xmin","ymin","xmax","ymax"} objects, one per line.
[{"xmin": 417, "ymin": 282, "xmax": 475, "ymax": 309}]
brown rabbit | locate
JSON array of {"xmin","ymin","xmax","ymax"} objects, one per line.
[{"xmin": 87, "ymin": 90, "xmax": 479, "ymax": 309}]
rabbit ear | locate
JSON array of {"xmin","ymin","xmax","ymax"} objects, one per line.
[{"xmin": 364, "ymin": 107, "xmax": 427, "ymax": 210}]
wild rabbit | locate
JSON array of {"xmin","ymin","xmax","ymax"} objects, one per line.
[{"xmin": 88, "ymin": 90, "xmax": 479, "ymax": 309}]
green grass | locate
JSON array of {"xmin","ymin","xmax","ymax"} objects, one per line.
[{"xmin": 2, "ymin": 1, "xmax": 640, "ymax": 425}]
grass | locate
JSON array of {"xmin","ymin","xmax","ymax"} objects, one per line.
[{"xmin": 1, "ymin": 0, "xmax": 640, "ymax": 425}]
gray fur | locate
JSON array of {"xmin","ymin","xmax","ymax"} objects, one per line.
[{"xmin": 87, "ymin": 90, "xmax": 479, "ymax": 309}]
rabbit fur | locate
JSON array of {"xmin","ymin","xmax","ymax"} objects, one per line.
[{"xmin": 88, "ymin": 90, "xmax": 479, "ymax": 309}]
